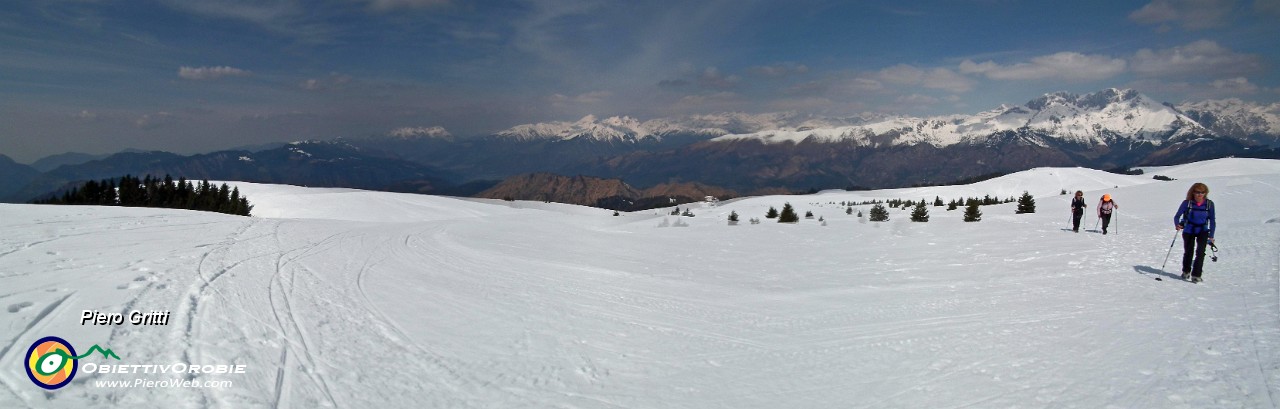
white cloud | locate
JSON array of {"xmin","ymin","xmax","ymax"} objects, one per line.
[
  {"xmin": 1209, "ymin": 77, "xmax": 1260, "ymax": 94},
  {"xmin": 674, "ymin": 92, "xmax": 743, "ymax": 111},
  {"xmin": 364, "ymin": 0, "xmax": 450, "ymax": 12},
  {"xmin": 157, "ymin": 1, "xmax": 331, "ymax": 41},
  {"xmin": 877, "ymin": 64, "xmax": 924, "ymax": 85},
  {"xmin": 699, "ymin": 67, "xmax": 741, "ymax": 89},
  {"xmin": 1129, "ymin": 0, "xmax": 1236, "ymax": 31},
  {"xmin": 1128, "ymin": 77, "xmax": 1265, "ymax": 100},
  {"xmin": 876, "ymin": 65, "xmax": 974, "ymax": 93},
  {"xmin": 1258, "ymin": 0, "xmax": 1280, "ymax": 15},
  {"xmin": 179, "ymin": 66, "xmax": 251, "ymax": 80},
  {"xmin": 73, "ymin": 110, "xmax": 98, "ymax": 121},
  {"xmin": 766, "ymin": 97, "xmax": 845, "ymax": 112},
  {"xmin": 299, "ymin": 73, "xmax": 353, "ymax": 91},
  {"xmin": 959, "ymin": 52, "xmax": 1126, "ymax": 81},
  {"xmin": 895, "ymin": 94, "xmax": 941, "ymax": 106},
  {"xmin": 549, "ymin": 90, "xmax": 612, "ymax": 106},
  {"xmin": 1131, "ymin": 40, "xmax": 1264, "ymax": 78},
  {"xmin": 135, "ymin": 112, "xmax": 175, "ymax": 129},
  {"xmin": 920, "ymin": 68, "xmax": 973, "ymax": 93},
  {"xmin": 748, "ymin": 63, "xmax": 810, "ymax": 78}
]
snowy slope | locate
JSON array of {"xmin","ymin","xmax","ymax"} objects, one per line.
[
  {"xmin": 2, "ymin": 158, "xmax": 1279, "ymax": 408},
  {"xmin": 714, "ymin": 88, "xmax": 1210, "ymax": 146}
]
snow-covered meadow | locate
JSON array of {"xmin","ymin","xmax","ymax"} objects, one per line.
[{"xmin": 2, "ymin": 158, "xmax": 1279, "ymax": 408}]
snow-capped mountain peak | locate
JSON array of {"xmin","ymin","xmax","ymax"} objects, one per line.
[
  {"xmin": 1177, "ymin": 98, "xmax": 1280, "ymax": 145},
  {"xmin": 493, "ymin": 112, "xmax": 870, "ymax": 142},
  {"xmin": 495, "ymin": 115, "xmax": 656, "ymax": 142},
  {"xmin": 388, "ymin": 126, "xmax": 453, "ymax": 140},
  {"xmin": 713, "ymin": 88, "xmax": 1210, "ymax": 147}
]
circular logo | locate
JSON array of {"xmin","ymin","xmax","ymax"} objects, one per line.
[{"xmin": 25, "ymin": 336, "xmax": 78, "ymax": 390}]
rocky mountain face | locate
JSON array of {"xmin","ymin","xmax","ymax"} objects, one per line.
[{"xmin": 713, "ymin": 89, "xmax": 1209, "ymax": 147}]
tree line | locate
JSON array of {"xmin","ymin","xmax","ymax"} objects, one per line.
[{"xmin": 33, "ymin": 175, "xmax": 253, "ymax": 217}]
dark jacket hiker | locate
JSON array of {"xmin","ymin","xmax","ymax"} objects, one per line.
[
  {"xmin": 1174, "ymin": 183, "xmax": 1216, "ymax": 283},
  {"xmin": 1069, "ymin": 191, "xmax": 1086, "ymax": 232}
]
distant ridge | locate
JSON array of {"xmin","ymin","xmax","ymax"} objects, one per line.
[{"xmin": 476, "ymin": 173, "xmax": 738, "ymax": 210}]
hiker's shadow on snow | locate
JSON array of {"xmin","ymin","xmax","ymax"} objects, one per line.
[{"xmin": 1134, "ymin": 265, "xmax": 1179, "ymax": 280}]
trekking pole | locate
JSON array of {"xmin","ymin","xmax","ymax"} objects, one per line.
[{"xmin": 1161, "ymin": 231, "xmax": 1179, "ymax": 270}]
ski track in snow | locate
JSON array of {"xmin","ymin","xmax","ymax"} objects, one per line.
[{"xmin": 1, "ymin": 159, "xmax": 1279, "ymax": 408}]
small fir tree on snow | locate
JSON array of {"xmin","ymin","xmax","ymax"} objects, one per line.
[
  {"xmin": 1060, "ymin": 189, "xmax": 1067, "ymax": 195},
  {"xmin": 857, "ymin": 210, "xmax": 864, "ymax": 218},
  {"xmin": 804, "ymin": 210, "xmax": 814, "ymax": 219},
  {"xmin": 846, "ymin": 206, "xmax": 853, "ymax": 215},
  {"xmin": 934, "ymin": 196, "xmax": 943, "ymax": 206},
  {"xmin": 1015, "ymin": 191, "xmax": 1036, "ymax": 214},
  {"xmin": 778, "ymin": 203, "xmax": 800, "ymax": 223},
  {"xmin": 765, "ymin": 206, "xmax": 779, "ymax": 219},
  {"xmin": 964, "ymin": 201, "xmax": 982, "ymax": 222},
  {"xmin": 869, "ymin": 204, "xmax": 889, "ymax": 222},
  {"xmin": 910, "ymin": 201, "xmax": 930, "ymax": 222},
  {"xmin": 613, "ymin": 210, "xmax": 619, "ymax": 216},
  {"xmin": 728, "ymin": 210, "xmax": 739, "ymax": 225},
  {"xmin": 947, "ymin": 200, "xmax": 958, "ymax": 211}
]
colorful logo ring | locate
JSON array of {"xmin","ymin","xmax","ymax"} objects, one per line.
[{"xmin": 25, "ymin": 336, "xmax": 78, "ymax": 390}]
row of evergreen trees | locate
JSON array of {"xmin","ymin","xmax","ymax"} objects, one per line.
[
  {"xmin": 33, "ymin": 175, "xmax": 253, "ymax": 217},
  {"xmin": 745, "ymin": 191, "xmax": 1036, "ymax": 224},
  {"xmin": 831, "ymin": 194, "xmax": 1017, "ymax": 211}
]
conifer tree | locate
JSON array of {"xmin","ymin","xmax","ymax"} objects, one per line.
[
  {"xmin": 910, "ymin": 201, "xmax": 929, "ymax": 222},
  {"xmin": 1015, "ymin": 191, "xmax": 1036, "ymax": 214},
  {"xmin": 728, "ymin": 210, "xmax": 739, "ymax": 223},
  {"xmin": 778, "ymin": 203, "xmax": 799, "ymax": 223},
  {"xmin": 934, "ymin": 196, "xmax": 943, "ymax": 206},
  {"xmin": 869, "ymin": 204, "xmax": 889, "ymax": 222},
  {"xmin": 964, "ymin": 201, "xmax": 982, "ymax": 222},
  {"xmin": 846, "ymin": 206, "xmax": 853, "ymax": 215},
  {"xmin": 765, "ymin": 206, "xmax": 779, "ymax": 219}
]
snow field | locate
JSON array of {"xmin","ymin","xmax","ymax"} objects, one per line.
[{"xmin": 0, "ymin": 158, "xmax": 1278, "ymax": 408}]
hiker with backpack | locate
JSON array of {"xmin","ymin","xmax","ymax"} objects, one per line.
[
  {"xmin": 1069, "ymin": 191, "xmax": 1086, "ymax": 232},
  {"xmin": 1098, "ymin": 194, "xmax": 1118, "ymax": 235},
  {"xmin": 1174, "ymin": 183, "xmax": 1216, "ymax": 283}
]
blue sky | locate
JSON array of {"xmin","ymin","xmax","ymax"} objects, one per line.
[{"xmin": 2, "ymin": 0, "xmax": 1278, "ymax": 162}]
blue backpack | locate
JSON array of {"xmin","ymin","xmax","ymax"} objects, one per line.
[{"xmin": 1179, "ymin": 199, "xmax": 1214, "ymax": 235}]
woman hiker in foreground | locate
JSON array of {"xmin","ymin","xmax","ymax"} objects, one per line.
[{"xmin": 1174, "ymin": 183, "xmax": 1216, "ymax": 283}]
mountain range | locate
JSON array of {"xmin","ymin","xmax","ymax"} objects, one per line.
[{"xmin": 3, "ymin": 88, "xmax": 1279, "ymax": 207}]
